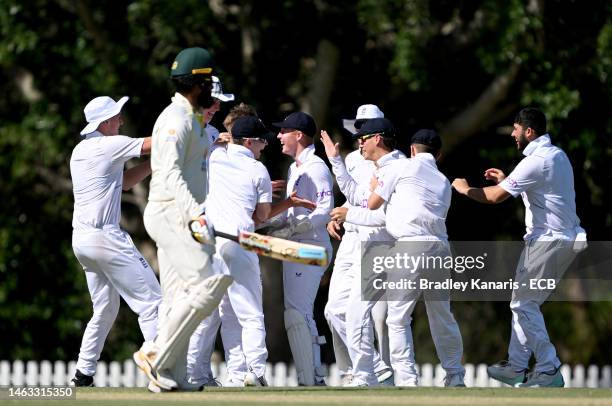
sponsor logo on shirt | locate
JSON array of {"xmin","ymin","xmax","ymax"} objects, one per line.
[
  {"xmin": 139, "ymin": 257, "xmax": 149, "ymax": 269},
  {"xmin": 316, "ymin": 190, "xmax": 332, "ymax": 199},
  {"xmin": 348, "ymin": 166, "xmax": 355, "ymax": 173},
  {"xmin": 506, "ymin": 178, "xmax": 518, "ymax": 188},
  {"xmin": 361, "ymin": 199, "xmax": 368, "ymax": 208}
]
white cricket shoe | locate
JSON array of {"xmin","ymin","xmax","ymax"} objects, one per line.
[
  {"xmin": 345, "ymin": 377, "xmax": 371, "ymax": 387},
  {"xmin": 444, "ymin": 372, "xmax": 466, "ymax": 387},
  {"xmin": 224, "ymin": 377, "xmax": 245, "ymax": 387},
  {"xmin": 376, "ymin": 368, "xmax": 394, "ymax": 386},
  {"xmin": 244, "ymin": 372, "xmax": 268, "ymax": 387},
  {"xmin": 340, "ymin": 374, "xmax": 353, "ymax": 387},
  {"xmin": 487, "ymin": 360, "xmax": 527, "ymax": 386},
  {"xmin": 515, "ymin": 368, "xmax": 564, "ymax": 388},
  {"xmin": 396, "ymin": 379, "xmax": 418, "ymax": 387},
  {"xmin": 133, "ymin": 344, "xmax": 177, "ymax": 391}
]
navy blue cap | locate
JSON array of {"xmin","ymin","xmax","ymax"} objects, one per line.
[
  {"xmin": 354, "ymin": 117, "xmax": 395, "ymax": 138},
  {"xmin": 231, "ymin": 116, "xmax": 274, "ymax": 141},
  {"xmin": 411, "ymin": 129, "xmax": 441, "ymax": 150},
  {"xmin": 272, "ymin": 112, "xmax": 316, "ymax": 137}
]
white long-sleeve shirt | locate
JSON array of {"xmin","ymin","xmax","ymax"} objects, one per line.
[
  {"xmin": 285, "ymin": 144, "xmax": 334, "ymax": 243},
  {"xmin": 148, "ymin": 93, "xmax": 211, "ymax": 223}
]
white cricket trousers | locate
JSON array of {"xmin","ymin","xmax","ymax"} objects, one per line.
[
  {"xmin": 508, "ymin": 240, "xmax": 577, "ymax": 373},
  {"xmin": 283, "ymin": 239, "xmax": 332, "ymax": 376},
  {"xmin": 218, "ymin": 237, "xmax": 267, "ymax": 377},
  {"xmin": 72, "ymin": 225, "xmax": 161, "ymax": 376},
  {"xmin": 144, "ymin": 201, "xmax": 216, "ymax": 383},
  {"xmin": 187, "ymin": 254, "xmax": 248, "ymax": 383},
  {"xmin": 325, "ymin": 230, "xmax": 390, "ymax": 378}
]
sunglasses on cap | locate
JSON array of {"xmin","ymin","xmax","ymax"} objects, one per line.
[{"xmin": 245, "ymin": 137, "xmax": 268, "ymax": 145}]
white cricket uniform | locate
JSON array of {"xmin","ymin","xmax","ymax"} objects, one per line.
[
  {"xmin": 282, "ymin": 144, "xmax": 334, "ymax": 379},
  {"xmin": 498, "ymin": 134, "xmax": 586, "ymax": 373},
  {"xmin": 144, "ymin": 92, "xmax": 216, "ymax": 383},
  {"xmin": 328, "ymin": 150, "xmax": 405, "ymax": 385},
  {"xmin": 70, "ymin": 132, "xmax": 161, "ymax": 377},
  {"xmin": 205, "ymin": 143, "xmax": 272, "ymax": 378},
  {"xmin": 374, "ymin": 153, "xmax": 465, "ymax": 384},
  {"xmin": 324, "ymin": 150, "xmax": 393, "ymax": 379},
  {"xmin": 185, "ymin": 123, "xmax": 226, "ymax": 385}
]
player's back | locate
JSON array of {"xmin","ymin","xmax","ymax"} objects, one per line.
[{"xmin": 385, "ymin": 154, "xmax": 451, "ymax": 240}]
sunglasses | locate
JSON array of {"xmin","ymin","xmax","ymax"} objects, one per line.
[
  {"xmin": 357, "ymin": 133, "xmax": 378, "ymax": 142},
  {"xmin": 246, "ymin": 137, "xmax": 268, "ymax": 145}
]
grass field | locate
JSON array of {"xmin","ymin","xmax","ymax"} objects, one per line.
[{"xmin": 2, "ymin": 387, "xmax": 611, "ymax": 406}]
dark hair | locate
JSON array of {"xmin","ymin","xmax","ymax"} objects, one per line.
[
  {"xmin": 412, "ymin": 143, "xmax": 440, "ymax": 156},
  {"xmin": 380, "ymin": 136, "xmax": 396, "ymax": 151},
  {"xmin": 514, "ymin": 107, "xmax": 546, "ymax": 136},
  {"xmin": 224, "ymin": 103, "xmax": 258, "ymax": 132}
]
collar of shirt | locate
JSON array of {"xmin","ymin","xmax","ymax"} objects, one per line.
[
  {"xmin": 295, "ymin": 144, "xmax": 315, "ymax": 167},
  {"xmin": 413, "ymin": 152, "xmax": 438, "ymax": 167},
  {"xmin": 376, "ymin": 149, "xmax": 404, "ymax": 168},
  {"xmin": 85, "ymin": 131, "xmax": 103, "ymax": 140},
  {"xmin": 227, "ymin": 143, "xmax": 255, "ymax": 159},
  {"xmin": 171, "ymin": 92, "xmax": 195, "ymax": 115},
  {"xmin": 523, "ymin": 133, "xmax": 551, "ymax": 157}
]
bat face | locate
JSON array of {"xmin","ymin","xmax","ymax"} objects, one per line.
[{"xmin": 238, "ymin": 231, "xmax": 328, "ymax": 267}]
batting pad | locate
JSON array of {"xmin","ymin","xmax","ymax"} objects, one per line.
[
  {"xmin": 284, "ymin": 309, "xmax": 315, "ymax": 385},
  {"xmin": 153, "ymin": 274, "xmax": 233, "ymax": 371}
]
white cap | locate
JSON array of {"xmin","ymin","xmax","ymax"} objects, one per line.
[
  {"xmin": 211, "ymin": 76, "xmax": 235, "ymax": 102},
  {"xmin": 342, "ymin": 104, "xmax": 384, "ymax": 134},
  {"xmin": 80, "ymin": 96, "xmax": 129, "ymax": 135}
]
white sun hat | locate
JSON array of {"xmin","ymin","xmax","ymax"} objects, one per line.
[
  {"xmin": 211, "ymin": 76, "xmax": 235, "ymax": 102},
  {"xmin": 342, "ymin": 104, "xmax": 384, "ymax": 135},
  {"xmin": 80, "ymin": 96, "xmax": 129, "ymax": 135}
]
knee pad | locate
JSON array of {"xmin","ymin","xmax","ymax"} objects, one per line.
[{"xmin": 154, "ymin": 274, "xmax": 233, "ymax": 371}]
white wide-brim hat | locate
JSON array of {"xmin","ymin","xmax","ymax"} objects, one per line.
[
  {"xmin": 211, "ymin": 76, "xmax": 235, "ymax": 102},
  {"xmin": 342, "ymin": 104, "xmax": 384, "ymax": 135},
  {"xmin": 80, "ymin": 96, "xmax": 129, "ymax": 135}
]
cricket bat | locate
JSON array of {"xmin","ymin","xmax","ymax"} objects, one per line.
[{"xmin": 189, "ymin": 220, "xmax": 328, "ymax": 267}]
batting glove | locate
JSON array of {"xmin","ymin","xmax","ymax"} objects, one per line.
[{"xmin": 189, "ymin": 214, "xmax": 216, "ymax": 245}]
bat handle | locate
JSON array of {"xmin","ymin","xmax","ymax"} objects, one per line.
[{"xmin": 214, "ymin": 230, "xmax": 240, "ymax": 243}]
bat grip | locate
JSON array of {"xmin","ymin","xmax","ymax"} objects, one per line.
[{"xmin": 214, "ymin": 230, "xmax": 240, "ymax": 243}]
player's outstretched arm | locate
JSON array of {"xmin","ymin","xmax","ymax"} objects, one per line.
[{"xmin": 451, "ymin": 178, "xmax": 511, "ymax": 204}]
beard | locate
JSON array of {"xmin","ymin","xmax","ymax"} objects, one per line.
[{"xmin": 516, "ymin": 131, "xmax": 530, "ymax": 151}]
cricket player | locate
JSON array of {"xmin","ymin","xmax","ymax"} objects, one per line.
[
  {"xmin": 273, "ymin": 112, "xmax": 334, "ymax": 386},
  {"xmin": 368, "ymin": 128, "xmax": 466, "ymax": 387},
  {"xmin": 205, "ymin": 116, "xmax": 276, "ymax": 386},
  {"xmin": 320, "ymin": 118, "xmax": 405, "ymax": 386},
  {"xmin": 70, "ymin": 95, "xmax": 161, "ymax": 387},
  {"xmin": 186, "ymin": 76, "xmax": 237, "ymax": 387},
  {"xmin": 452, "ymin": 107, "xmax": 587, "ymax": 387},
  {"xmin": 133, "ymin": 47, "xmax": 233, "ymax": 392},
  {"xmin": 324, "ymin": 104, "xmax": 393, "ymax": 386}
]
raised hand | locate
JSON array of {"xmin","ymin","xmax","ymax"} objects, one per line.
[{"xmin": 320, "ymin": 130, "xmax": 340, "ymax": 158}]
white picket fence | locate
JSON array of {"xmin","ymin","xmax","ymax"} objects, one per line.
[{"xmin": 1, "ymin": 360, "xmax": 610, "ymax": 388}]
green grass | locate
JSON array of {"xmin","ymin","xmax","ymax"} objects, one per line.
[{"xmin": 2, "ymin": 387, "xmax": 611, "ymax": 406}]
